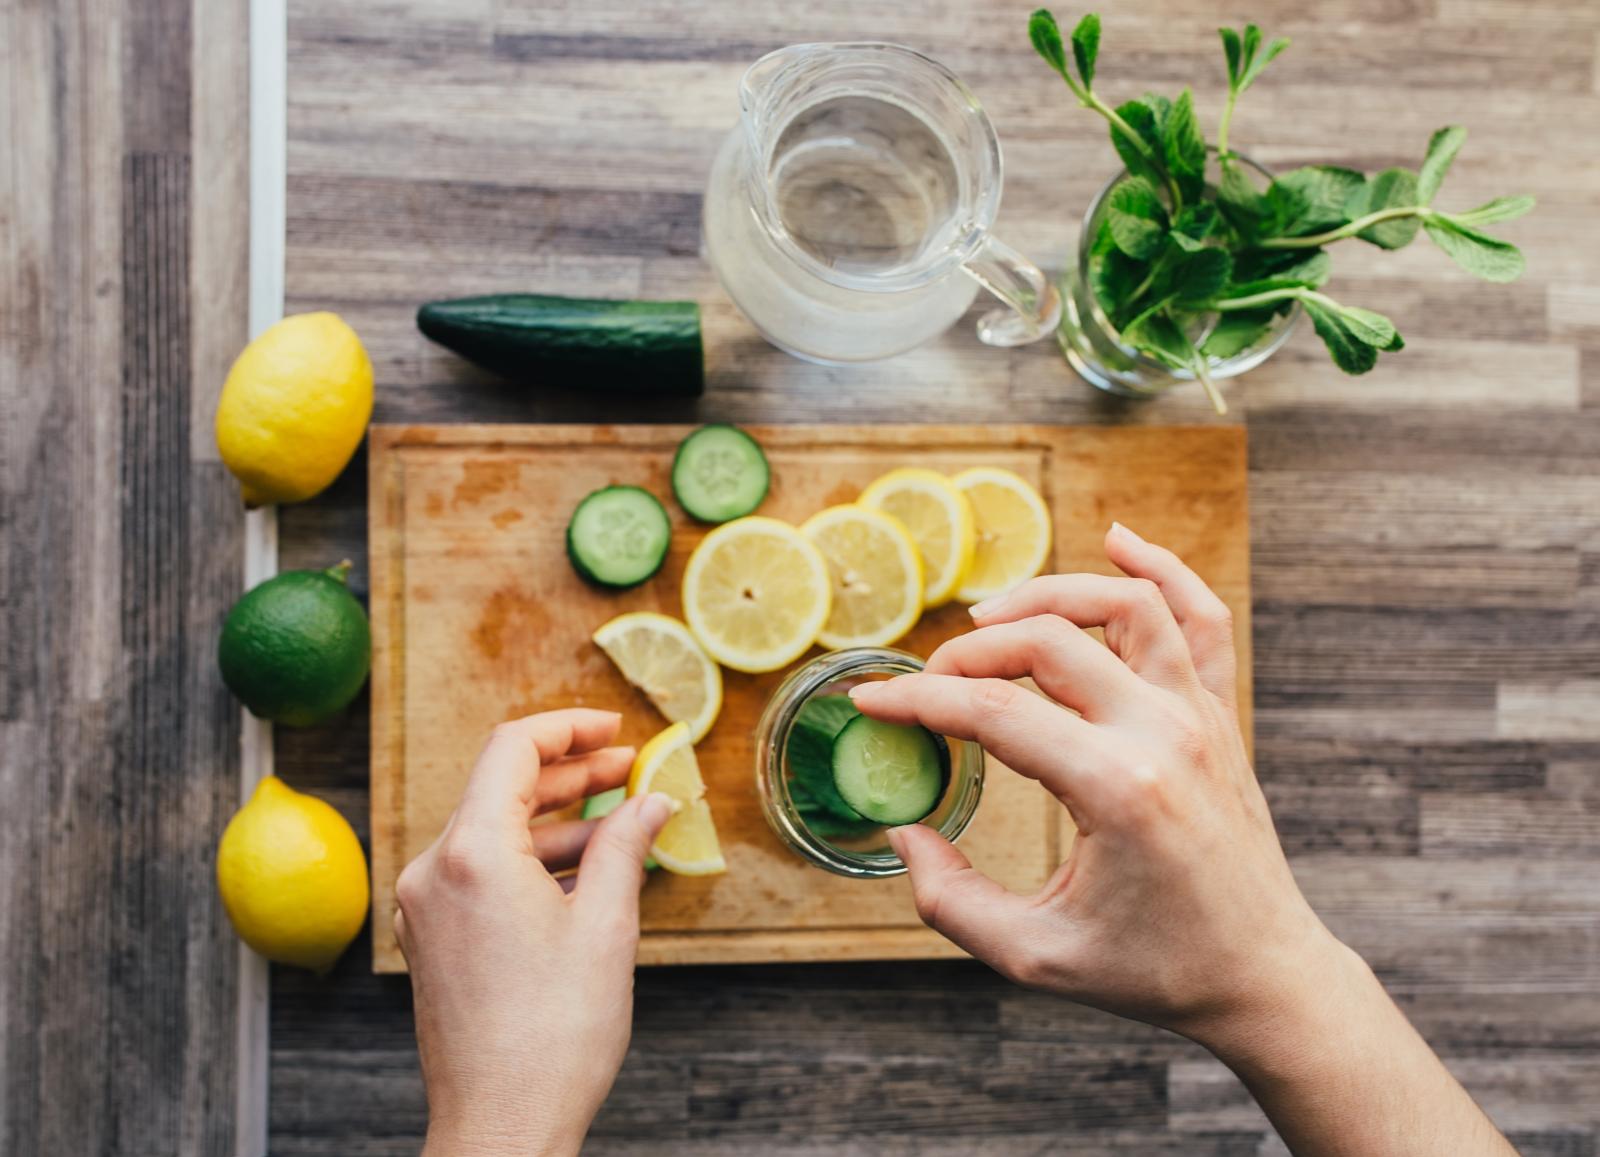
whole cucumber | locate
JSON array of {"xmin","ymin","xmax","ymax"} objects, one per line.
[{"xmin": 417, "ymin": 293, "xmax": 703, "ymax": 397}]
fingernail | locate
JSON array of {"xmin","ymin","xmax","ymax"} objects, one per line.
[
  {"xmin": 885, "ymin": 826, "xmax": 908, "ymax": 857},
  {"xmin": 847, "ymin": 682, "xmax": 878, "ymax": 702},
  {"xmin": 968, "ymin": 595, "xmax": 1005, "ymax": 619},
  {"xmin": 1110, "ymin": 520, "xmax": 1144, "ymax": 543},
  {"xmin": 639, "ymin": 792, "xmax": 674, "ymax": 831}
]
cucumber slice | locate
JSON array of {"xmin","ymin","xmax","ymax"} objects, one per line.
[
  {"xmin": 830, "ymin": 715, "xmax": 950, "ymax": 826},
  {"xmin": 566, "ymin": 486, "xmax": 671, "ymax": 588},
  {"xmin": 671, "ymin": 425, "xmax": 770, "ymax": 523},
  {"xmin": 581, "ymin": 787, "xmax": 658, "ymax": 870}
]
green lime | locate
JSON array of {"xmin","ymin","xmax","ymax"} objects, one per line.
[{"xmin": 218, "ymin": 561, "xmax": 371, "ymax": 727}]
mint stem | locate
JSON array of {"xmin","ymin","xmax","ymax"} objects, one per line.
[
  {"xmin": 1216, "ymin": 86, "xmax": 1239, "ymax": 158},
  {"xmin": 1257, "ymin": 205, "xmax": 1430, "ymax": 249},
  {"xmin": 1213, "ymin": 286, "xmax": 1349, "ymax": 313},
  {"xmin": 1049, "ymin": 63, "xmax": 1185, "ymax": 214}
]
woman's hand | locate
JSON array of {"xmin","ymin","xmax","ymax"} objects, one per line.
[
  {"xmin": 850, "ymin": 524, "xmax": 1515, "ymax": 1156},
  {"xmin": 394, "ymin": 708, "xmax": 672, "ymax": 1157},
  {"xmin": 850, "ymin": 522, "xmax": 1327, "ymax": 1036}
]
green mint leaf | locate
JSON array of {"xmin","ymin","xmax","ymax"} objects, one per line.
[
  {"xmin": 1264, "ymin": 180, "xmax": 1310, "ymax": 238},
  {"xmin": 1090, "ymin": 219, "xmax": 1119, "ymax": 258},
  {"xmin": 1231, "ymin": 248, "xmax": 1331, "ymax": 288},
  {"xmin": 1091, "ymin": 249, "xmax": 1147, "ymax": 314},
  {"xmin": 1142, "ymin": 92, "xmax": 1173, "ymax": 136},
  {"xmin": 1302, "ymin": 298, "xmax": 1378, "ymax": 374},
  {"xmin": 1170, "ymin": 247, "xmax": 1233, "ymax": 303},
  {"xmin": 1274, "ymin": 249, "xmax": 1333, "ymax": 287},
  {"xmin": 1028, "ymin": 9, "xmax": 1069, "ymax": 77},
  {"xmin": 1163, "ymin": 88, "xmax": 1207, "ymax": 181},
  {"xmin": 1108, "ymin": 204, "xmax": 1168, "ymax": 260},
  {"xmin": 1217, "ymin": 161, "xmax": 1271, "ymax": 239},
  {"xmin": 1219, "ymin": 27, "xmax": 1242, "ymax": 87},
  {"xmin": 1335, "ymin": 304, "xmax": 1402, "ymax": 350},
  {"xmin": 1174, "ymin": 201, "xmax": 1218, "ymax": 241},
  {"xmin": 1122, "ymin": 309, "xmax": 1193, "ymax": 370},
  {"xmin": 1239, "ymin": 36, "xmax": 1290, "ymax": 90},
  {"xmin": 1451, "ymin": 195, "xmax": 1535, "ymax": 227},
  {"xmin": 1423, "ymin": 216, "xmax": 1526, "ymax": 282},
  {"xmin": 1268, "ymin": 166, "xmax": 1365, "ymax": 234},
  {"xmin": 1202, "ymin": 309, "xmax": 1276, "ymax": 359},
  {"xmin": 1344, "ymin": 168, "xmax": 1421, "ymax": 249},
  {"xmin": 1417, "ymin": 126, "xmax": 1467, "ymax": 205},
  {"xmin": 1071, "ymin": 13, "xmax": 1101, "ymax": 88},
  {"xmin": 1109, "ymin": 99, "xmax": 1167, "ymax": 191},
  {"xmin": 1108, "ymin": 175, "xmax": 1165, "ymax": 219},
  {"xmin": 1169, "ymin": 231, "xmax": 1207, "ymax": 253}
]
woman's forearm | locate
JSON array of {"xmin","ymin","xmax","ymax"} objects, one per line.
[{"xmin": 1191, "ymin": 932, "xmax": 1515, "ymax": 1157}]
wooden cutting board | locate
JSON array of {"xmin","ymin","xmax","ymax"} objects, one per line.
[{"xmin": 368, "ymin": 423, "xmax": 1251, "ymax": 972}]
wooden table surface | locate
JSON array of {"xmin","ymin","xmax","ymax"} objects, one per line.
[{"xmin": 5, "ymin": 0, "xmax": 1599, "ymax": 1152}]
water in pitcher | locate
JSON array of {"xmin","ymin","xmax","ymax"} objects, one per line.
[{"xmin": 769, "ymin": 95, "xmax": 964, "ymax": 278}]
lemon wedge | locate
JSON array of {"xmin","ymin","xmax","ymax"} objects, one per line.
[
  {"xmin": 628, "ymin": 721, "xmax": 725, "ymax": 875},
  {"xmin": 857, "ymin": 467, "xmax": 976, "ymax": 607},
  {"xmin": 800, "ymin": 505, "xmax": 924, "ymax": 649},
  {"xmin": 951, "ymin": 467, "xmax": 1052, "ymax": 603},
  {"xmin": 593, "ymin": 612, "xmax": 723, "ymax": 742},
  {"xmin": 681, "ymin": 516, "xmax": 831, "ymax": 673}
]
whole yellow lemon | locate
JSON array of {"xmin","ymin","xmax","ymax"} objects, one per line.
[
  {"xmin": 217, "ymin": 775, "xmax": 369, "ymax": 972},
  {"xmin": 215, "ymin": 312, "xmax": 373, "ymax": 507}
]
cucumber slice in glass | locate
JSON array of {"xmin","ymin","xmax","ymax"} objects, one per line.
[
  {"xmin": 671, "ymin": 424, "xmax": 770, "ymax": 523},
  {"xmin": 566, "ymin": 485, "xmax": 671, "ymax": 588},
  {"xmin": 830, "ymin": 715, "xmax": 950, "ymax": 826}
]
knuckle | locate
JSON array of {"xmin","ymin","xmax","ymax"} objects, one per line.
[
  {"xmin": 489, "ymin": 721, "xmax": 524, "ymax": 746},
  {"xmin": 910, "ymin": 880, "xmax": 945, "ymax": 930},
  {"xmin": 435, "ymin": 834, "xmax": 489, "ymax": 887},
  {"xmin": 1109, "ymin": 761, "xmax": 1175, "ymax": 826},
  {"xmin": 1125, "ymin": 577, "xmax": 1167, "ymax": 616},
  {"xmin": 1024, "ymin": 613, "xmax": 1075, "ymax": 650},
  {"xmin": 972, "ymin": 678, "xmax": 1022, "ymax": 719},
  {"xmin": 394, "ymin": 862, "xmax": 426, "ymax": 910},
  {"xmin": 1001, "ymin": 941, "xmax": 1052, "ymax": 990}
]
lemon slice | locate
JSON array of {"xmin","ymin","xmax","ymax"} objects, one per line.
[
  {"xmin": 800, "ymin": 505, "xmax": 924, "ymax": 649},
  {"xmin": 681, "ymin": 516, "xmax": 831, "ymax": 674},
  {"xmin": 627, "ymin": 721, "xmax": 725, "ymax": 875},
  {"xmin": 857, "ymin": 468, "xmax": 976, "ymax": 607},
  {"xmin": 951, "ymin": 467, "xmax": 1053, "ymax": 603},
  {"xmin": 593, "ymin": 612, "xmax": 723, "ymax": 743}
]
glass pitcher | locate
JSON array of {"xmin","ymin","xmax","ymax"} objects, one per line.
[{"xmin": 703, "ymin": 43, "xmax": 1061, "ymax": 364}]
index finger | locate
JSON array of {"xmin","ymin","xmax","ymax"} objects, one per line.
[
  {"xmin": 848, "ymin": 673, "xmax": 1117, "ymax": 828},
  {"xmin": 454, "ymin": 708, "xmax": 623, "ymax": 836}
]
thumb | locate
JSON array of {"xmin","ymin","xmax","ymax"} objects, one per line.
[
  {"xmin": 889, "ymin": 825, "xmax": 1043, "ymax": 978},
  {"xmin": 574, "ymin": 792, "xmax": 673, "ymax": 930}
]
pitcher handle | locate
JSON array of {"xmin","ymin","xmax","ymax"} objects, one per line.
[{"xmin": 962, "ymin": 235, "xmax": 1063, "ymax": 348}]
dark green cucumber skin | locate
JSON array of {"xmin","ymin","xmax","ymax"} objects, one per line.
[
  {"xmin": 565, "ymin": 486, "xmax": 671, "ymax": 590},
  {"xmin": 829, "ymin": 716, "xmax": 951, "ymax": 826},
  {"xmin": 671, "ymin": 424, "xmax": 771, "ymax": 523},
  {"xmin": 417, "ymin": 294, "xmax": 703, "ymax": 397}
]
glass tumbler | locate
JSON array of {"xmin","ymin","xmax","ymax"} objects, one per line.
[{"xmin": 755, "ymin": 647, "xmax": 986, "ymax": 878}]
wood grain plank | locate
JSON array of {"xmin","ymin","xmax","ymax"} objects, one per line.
[{"xmin": 1, "ymin": 0, "xmax": 249, "ymax": 1150}]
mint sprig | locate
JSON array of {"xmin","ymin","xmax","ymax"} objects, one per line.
[{"xmin": 1029, "ymin": 9, "xmax": 1534, "ymax": 410}]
